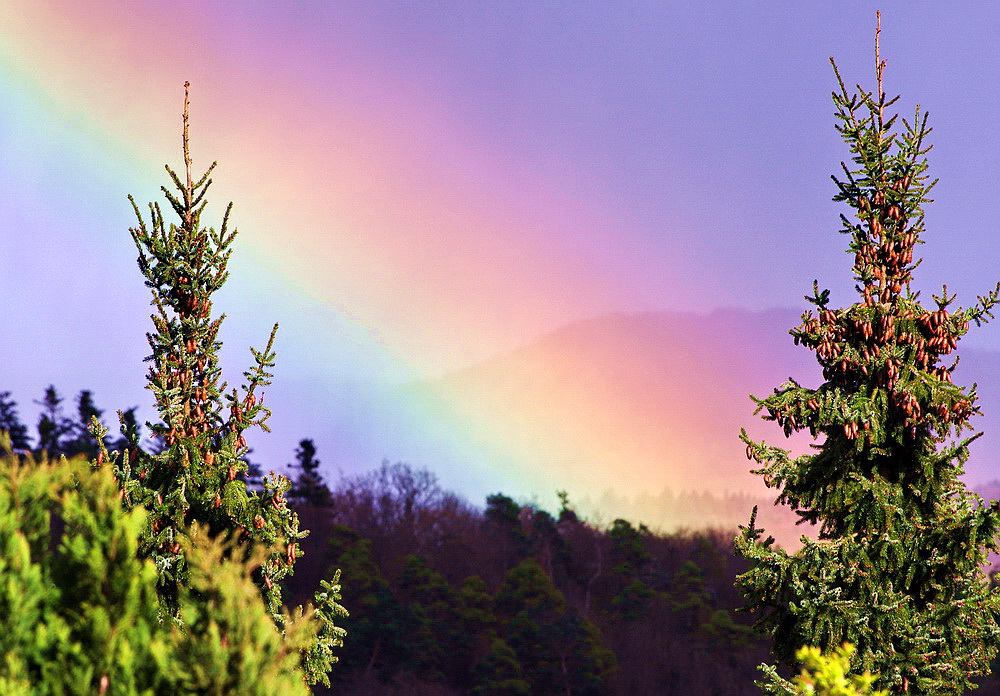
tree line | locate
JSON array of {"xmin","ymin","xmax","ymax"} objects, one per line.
[
  {"xmin": 0, "ymin": 387, "xmax": 331, "ymax": 507},
  {"xmin": 284, "ymin": 458, "xmax": 770, "ymax": 695}
]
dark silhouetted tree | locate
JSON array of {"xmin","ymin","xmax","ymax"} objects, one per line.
[
  {"xmin": 526, "ymin": 508, "xmax": 570, "ymax": 583},
  {"xmin": 0, "ymin": 391, "xmax": 30, "ymax": 451},
  {"xmin": 63, "ymin": 389, "xmax": 110, "ymax": 459},
  {"xmin": 35, "ymin": 385, "xmax": 72, "ymax": 455},
  {"xmin": 485, "ymin": 493, "xmax": 530, "ymax": 572},
  {"xmin": 287, "ymin": 438, "xmax": 332, "ymax": 506},
  {"xmin": 556, "ymin": 490, "xmax": 579, "ymax": 524}
]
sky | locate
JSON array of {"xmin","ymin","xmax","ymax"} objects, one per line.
[{"xmin": 3, "ymin": 2, "xmax": 1000, "ymax": 520}]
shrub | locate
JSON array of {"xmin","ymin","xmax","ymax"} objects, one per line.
[{"xmin": 0, "ymin": 434, "xmax": 326, "ymax": 695}]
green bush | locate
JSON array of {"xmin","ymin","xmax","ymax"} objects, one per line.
[
  {"xmin": 792, "ymin": 644, "xmax": 887, "ymax": 696},
  {"xmin": 0, "ymin": 435, "xmax": 328, "ymax": 695}
]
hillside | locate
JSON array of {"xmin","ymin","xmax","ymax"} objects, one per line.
[{"xmin": 407, "ymin": 308, "xmax": 1000, "ymax": 543}]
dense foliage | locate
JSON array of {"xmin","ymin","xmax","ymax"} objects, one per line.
[
  {"xmin": 0, "ymin": 436, "xmax": 321, "ymax": 695},
  {"xmin": 738, "ymin": 26, "xmax": 1000, "ymax": 696},
  {"xmin": 10, "ymin": 376, "xmax": 1000, "ymax": 693}
]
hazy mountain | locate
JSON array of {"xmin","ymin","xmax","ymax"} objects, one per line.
[{"xmin": 408, "ymin": 307, "xmax": 1000, "ymax": 542}]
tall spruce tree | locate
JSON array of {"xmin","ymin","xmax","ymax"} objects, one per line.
[
  {"xmin": 91, "ymin": 82, "xmax": 346, "ymax": 685},
  {"xmin": 736, "ymin": 18, "xmax": 1000, "ymax": 696}
]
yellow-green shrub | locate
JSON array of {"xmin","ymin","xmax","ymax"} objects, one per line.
[
  {"xmin": 0, "ymin": 435, "xmax": 335, "ymax": 695},
  {"xmin": 792, "ymin": 643, "xmax": 887, "ymax": 696}
]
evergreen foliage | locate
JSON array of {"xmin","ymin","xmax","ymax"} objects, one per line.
[
  {"xmin": 65, "ymin": 389, "xmax": 109, "ymax": 459},
  {"xmin": 485, "ymin": 493, "xmax": 531, "ymax": 568},
  {"xmin": 472, "ymin": 637, "xmax": 531, "ymax": 696},
  {"xmin": 457, "ymin": 575, "xmax": 498, "ymax": 637},
  {"xmin": 608, "ymin": 518, "xmax": 655, "ymax": 619},
  {"xmin": 398, "ymin": 554, "xmax": 471, "ymax": 683},
  {"xmin": 241, "ymin": 459, "xmax": 781, "ymax": 693},
  {"xmin": 495, "ymin": 557, "xmax": 616, "ymax": 696},
  {"xmin": 737, "ymin": 20, "xmax": 1000, "ymax": 695},
  {"xmin": 91, "ymin": 83, "xmax": 346, "ymax": 685},
  {"xmin": 324, "ymin": 524, "xmax": 408, "ymax": 682},
  {"xmin": 557, "ymin": 490, "xmax": 579, "ymax": 524},
  {"xmin": 311, "ymin": 471, "xmax": 642, "ymax": 695},
  {"xmin": 0, "ymin": 436, "xmax": 321, "ymax": 695},
  {"xmin": 238, "ymin": 447, "xmax": 266, "ymax": 491},
  {"xmin": 111, "ymin": 406, "xmax": 143, "ymax": 455}
]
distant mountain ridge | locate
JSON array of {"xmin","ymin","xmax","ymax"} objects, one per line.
[{"xmin": 406, "ymin": 307, "xmax": 1000, "ymax": 537}]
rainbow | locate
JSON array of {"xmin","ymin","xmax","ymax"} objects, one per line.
[{"xmin": 9, "ymin": 2, "xmax": 975, "ymax": 529}]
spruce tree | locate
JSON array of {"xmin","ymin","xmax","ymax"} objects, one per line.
[
  {"xmin": 607, "ymin": 518, "xmax": 655, "ymax": 620},
  {"xmin": 109, "ymin": 406, "xmax": 142, "ymax": 455},
  {"xmin": 485, "ymin": 493, "xmax": 531, "ymax": 570},
  {"xmin": 398, "ymin": 554, "xmax": 469, "ymax": 684},
  {"xmin": 91, "ymin": 82, "xmax": 345, "ymax": 685},
  {"xmin": 737, "ymin": 19, "xmax": 1000, "ymax": 695},
  {"xmin": 494, "ymin": 557, "xmax": 616, "ymax": 695},
  {"xmin": 325, "ymin": 524, "xmax": 408, "ymax": 682},
  {"xmin": 472, "ymin": 638, "xmax": 531, "ymax": 696}
]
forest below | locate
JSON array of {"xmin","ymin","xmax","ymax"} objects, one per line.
[
  {"xmin": 289, "ymin": 461, "xmax": 766, "ymax": 695},
  {"xmin": 290, "ymin": 461, "xmax": 1000, "ymax": 696}
]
